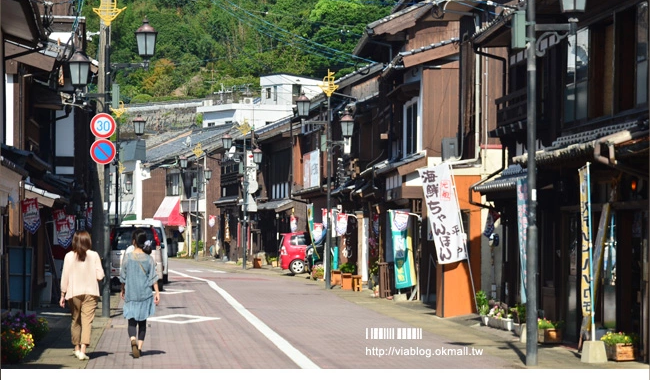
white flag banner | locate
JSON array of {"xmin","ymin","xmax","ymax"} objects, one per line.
[{"xmin": 418, "ymin": 163, "xmax": 468, "ymax": 264}]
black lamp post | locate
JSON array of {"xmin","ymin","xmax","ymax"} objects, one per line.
[
  {"xmin": 222, "ymin": 133, "xmax": 262, "ymax": 269},
  {"xmin": 179, "ymin": 156, "xmax": 211, "ymax": 261},
  {"xmin": 525, "ymin": 0, "xmax": 586, "ymax": 366}
]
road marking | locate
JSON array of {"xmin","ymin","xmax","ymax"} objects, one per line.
[
  {"xmin": 148, "ymin": 314, "xmax": 220, "ymax": 324},
  {"xmin": 186, "ymin": 270, "xmax": 204, "ymax": 273},
  {"xmin": 159, "ymin": 288, "xmax": 195, "ymax": 295},
  {"xmin": 169, "ymin": 269, "xmax": 320, "ymax": 369}
]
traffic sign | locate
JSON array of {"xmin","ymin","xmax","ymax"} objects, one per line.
[
  {"xmin": 90, "ymin": 139, "xmax": 116, "ymax": 165},
  {"xmin": 90, "ymin": 113, "xmax": 117, "ymax": 139}
]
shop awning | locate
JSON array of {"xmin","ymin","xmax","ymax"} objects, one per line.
[
  {"xmin": 25, "ymin": 183, "xmax": 61, "ymax": 208},
  {"xmin": 153, "ymin": 196, "xmax": 186, "ymax": 226}
]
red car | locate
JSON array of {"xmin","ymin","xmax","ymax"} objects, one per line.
[{"xmin": 278, "ymin": 231, "xmax": 323, "ymax": 275}]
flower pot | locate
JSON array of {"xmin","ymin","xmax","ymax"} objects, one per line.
[
  {"xmin": 253, "ymin": 258, "xmax": 262, "ymax": 268},
  {"xmin": 538, "ymin": 328, "xmax": 563, "ymax": 344},
  {"xmin": 488, "ymin": 316, "xmax": 501, "ymax": 329},
  {"xmin": 605, "ymin": 343, "xmax": 637, "ymax": 362},
  {"xmin": 331, "ymin": 270, "xmax": 342, "ymax": 287},
  {"xmin": 481, "ymin": 315, "xmax": 489, "ymax": 326},
  {"xmin": 341, "ymin": 273, "xmax": 353, "ymax": 290},
  {"xmin": 500, "ymin": 318, "xmax": 514, "ymax": 331}
]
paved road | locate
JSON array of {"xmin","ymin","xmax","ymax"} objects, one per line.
[
  {"xmin": 87, "ymin": 259, "xmax": 511, "ymax": 369},
  {"xmin": 3, "ymin": 257, "xmax": 650, "ymax": 377}
]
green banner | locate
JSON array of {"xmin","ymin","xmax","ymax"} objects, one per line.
[{"xmin": 390, "ymin": 210, "xmax": 415, "ymax": 289}]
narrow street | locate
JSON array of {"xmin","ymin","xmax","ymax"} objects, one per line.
[{"xmin": 87, "ymin": 258, "xmax": 511, "ymax": 369}]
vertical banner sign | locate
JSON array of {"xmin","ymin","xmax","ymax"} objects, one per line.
[
  {"xmin": 22, "ymin": 198, "xmax": 41, "ymax": 234},
  {"xmin": 417, "ymin": 163, "xmax": 468, "ymax": 264},
  {"xmin": 390, "ymin": 210, "xmax": 415, "ymax": 289},
  {"xmin": 307, "ymin": 203, "xmax": 315, "ymax": 242},
  {"xmin": 579, "ymin": 165, "xmax": 592, "ymax": 319},
  {"xmin": 224, "ymin": 215, "xmax": 231, "ymax": 242},
  {"xmin": 322, "ymin": 208, "xmax": 328, "ymax": 229},
  {"xmin": 483, "ymin": 209, "xmax": 500, "ymax": 237},
  {"xmin": 290, "ymin": 215, "xmax": 298, "ymax": 232},
  {"xmin": 209, "ymin": 215, "xmax": 216, "ymax": 228},
  {"xmin": 516, "ymin": 179, "xmax": 528, "ymax": 303},
  {"xmin": 312, "ymin": 223, "xmax": 324, "ymax": 243},
  {"xmin": 336, "ymin": 213, "xmax": 348, "ymax": 236},
  {"xmin": 85, "ymin": 205, "xmax": 92, "ymax": 229}
]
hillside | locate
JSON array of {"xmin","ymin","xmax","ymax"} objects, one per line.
[{"xmin": 80, "ymin": 0, "xmax": 394, "ymax": 104}]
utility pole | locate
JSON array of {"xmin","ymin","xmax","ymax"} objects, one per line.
[{"xmin": 95, "ymin": 20, "xmax": 112, "ymax": 318}]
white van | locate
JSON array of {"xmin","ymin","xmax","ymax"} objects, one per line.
[{"xmin": 119, "ymin": 219, "xmax": 169, "ymax": 285}]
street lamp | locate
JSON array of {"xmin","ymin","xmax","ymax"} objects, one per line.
[
  {"xmin": 296, "ymin": 92, "xmax": 355, "ymax": 289},
  {"xmin": 222, "ymin": 132, "xmax": 263, "ymax": 269},
  {"xmin": 524, "ymin": 0, "xmax": 586, "ymax": 366},
  {"xmin": 179, "ymin": 156, "xmax": 212, "ymax": 261}
]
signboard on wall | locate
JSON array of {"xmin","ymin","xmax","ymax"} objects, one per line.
[{"xmin": 302, "ymin": 149, "xmax": 320, "ymax": 189}]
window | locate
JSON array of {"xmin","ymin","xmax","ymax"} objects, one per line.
[
  {"xmin": 273, "ymin": 85, "xmax": 278, "ymax": 101},
  {"xmin": 403, "ymin": 97, "xmax": 420, "ymax": 157},
  {"xmin": 637, "ymin": 2, "xmax": 648, "ymax": 106},
  {"xmin": 565, "ymin": 3, "xmax": 649, "ymax": 124},
  {"xmin": 565, "ymin": 29, "xmax": 589, "ymax": 123},
  {"xmin": 266, "ymin": 88, "xmax": 271, "ymax": 99},
  {"xmin": 166, "ymin": 172, "xmax": 181, "ymax": 196},
  {"xmin": 292, "ymin": 84, "xmax": 302, "ymax": 97}
]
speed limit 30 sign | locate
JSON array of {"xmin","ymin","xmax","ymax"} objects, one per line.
[{"xmin": 90, "ymin": 113, "xmax": 117, "ymax": 139}]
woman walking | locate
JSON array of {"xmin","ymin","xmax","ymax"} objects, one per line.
[
  {"xmin": 120, "ymin": 228, "xmax": 160, "ymax": 358},
  {"xmin": 59, "ymin": 230, "xmax": 105, "ymax": 361}
]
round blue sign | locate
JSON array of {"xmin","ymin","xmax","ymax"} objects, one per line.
[{"xmin": 90, "ymin": 139, "xmax": 116, "ymax": 165}]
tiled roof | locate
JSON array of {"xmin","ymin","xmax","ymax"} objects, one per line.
[{"xmin": 472, "ymin": 164, "xmax": 527, "ymax": 194}]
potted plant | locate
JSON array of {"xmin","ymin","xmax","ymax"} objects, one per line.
[
  {"xmin": 311, "ymin": 264, "xmax": 325, "ymax": 280},
  {"xmin": 267, "ymin": 256, "xmax": 279, "ymax": 267},
  {"xmin": 601, "ymin": 331, "xmax": 639, "ymax": 361},
  {"xmin": 537, "ymin": 318, "xmax": 564, "ymax": 344},
  {"xmin": 339, "ymin": 262, "xmax": 356, "ymax": 290},
  {"xmin": 475, "ymin": 290, "xmax": 489, "ymax": 325},
  {"xmin": 510, "ymin": 303, "xmax": 526, "ymax": 338}
]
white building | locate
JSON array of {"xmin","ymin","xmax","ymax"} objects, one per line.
[{"xmin": 197, "ymin": 74, "xmax": 323, "ymax": 129}]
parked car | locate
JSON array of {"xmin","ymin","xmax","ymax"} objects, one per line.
[
  {"xmin": 110, "ymin": 223, "xmax": 165, "ymax": 291},
  {"xmin": 120, "ymin": 219, "xmax": 169, "ymax": 282},
  {"xmin": 278, "ymin": 231, "xmax": 324, "ymax": 275}
]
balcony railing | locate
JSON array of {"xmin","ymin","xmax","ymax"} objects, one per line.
[{"xmin": 495, "ymin": 88, "xmax": 527, "ymax": 128}]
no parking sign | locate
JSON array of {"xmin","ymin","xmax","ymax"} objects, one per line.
[{"xmin": 90, "ymin": 139, "xmax": 116, "ymax": 165}]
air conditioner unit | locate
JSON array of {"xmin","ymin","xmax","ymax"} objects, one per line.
[
  {"xmin": 243, "ymin": 97, "xmax": 253, "ymax": 104},
  {"xmin": 442, "ymin": 137, "xmax": 458, "ymax": 161}
]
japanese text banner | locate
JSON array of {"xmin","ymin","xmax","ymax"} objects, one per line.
[{"xmin": 418, "ymin": 163, "xmax": 468, "ymax": 264}]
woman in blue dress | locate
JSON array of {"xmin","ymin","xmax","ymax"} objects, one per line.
[{"xmin": 119, "ymin": 228, "xmax": 160, "ymax": 358}]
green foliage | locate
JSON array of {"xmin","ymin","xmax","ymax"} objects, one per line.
[
  {"xmin": 510, "ymin": 303, "xmax": 526, "ymax": 324},
  {"xmin": 600, "ymin": 331, "xmax": 639, "ymax": 346},
  {"xmin": 190, "ymin": 240, "xmax": 204, "ymax": 254},
  {"xmin": 130, "ymin": 94, "xmax": 153, "ymax": 104},
  {"xmin": 538, "ymin": 318, "xmax": 564, "ymax": 330},
  {"xmin": 475, "ymin": 290, "xmax": 489, "ymax": 315},
  {"xmin": 81, "ymin": 0, "xmax": 392, "ymax": 102},
  {"xmin": 339, "ymin": 262, "xmax": 356, "ymax": 274}
]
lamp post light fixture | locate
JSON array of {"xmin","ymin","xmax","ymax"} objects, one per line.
[
  {"xmin": 133, "ymin": 114, "xmax": 146, "ymax": 136},
  {"xmin": 524, "ymin": 0, "xmax": 586, "ymax": 366},
  {"xmin": 124, "ymin": 180, "xmax": 132, "ymax": 194},
  {"xmin": 179, "ymin": 156, "xmax": 212, "ymax": 261},
  {"xmin": 221, "ymin": 132, "xmax": 262, "ymax": 269},
  {"xmin": 295, "ymin": 93, "xmax": 355, "ymax": 290}
]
